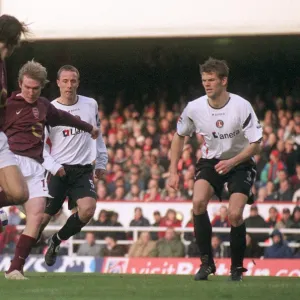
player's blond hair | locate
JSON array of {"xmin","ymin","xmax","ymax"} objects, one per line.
[{"xmin": 18, "ymin": 60, "xmax": 49, "ymax": 88}]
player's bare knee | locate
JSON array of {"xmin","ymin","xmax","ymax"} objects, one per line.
[
  {"xmin": 193, "ymin": 198, "xmax": 208, "ymax": 215},
  {"xmin": 228, "ymin": 211, "xmax": 243, "ymax": 226},
  {"xmin": 11, "ymin": 186, "xmax": 29, "ymax": 205},
  {"xmin": 78, "ymin": 200, "xmax": 96, "ymax": 223}
]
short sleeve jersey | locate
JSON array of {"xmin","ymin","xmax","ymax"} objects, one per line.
[{"xmin": 177, "ymin": 93, "xmax": 262, "ymax": 160}]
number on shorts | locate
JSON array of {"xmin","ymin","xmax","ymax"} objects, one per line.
[
  {"xmin": 41, "ymin": 179, "xmax": 45, "ymax": 188},
  {"xmin": 41, "ymin": 179, "xmax": 47, "ymax": 191},
  {"xmin": 89, "ymin": 179, "xmax": 95, "ymax": 189},
  {"xmin": 246, "ymin": 171, "xmax": 252, "ymax": 183}
]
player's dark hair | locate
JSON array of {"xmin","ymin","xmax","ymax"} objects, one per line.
[
  {"xmin": 200, "ymin": 57, "xmax": 229, "ymax": 78},
  {"xmin": 0, "ymin": 15, "xmax": 29, "ymax": 48},
  {"xmin": 57, "ymin": 65, "xmax": 80, "ymax": 79}
]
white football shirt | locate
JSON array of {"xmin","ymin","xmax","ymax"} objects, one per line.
[
  {"xmin": 177, "ymin": 93, "xmax": 262, "ymax": 160},
  {"xmin": 42, "ymin": 95, "xmax": 108, "ymax": 175}
]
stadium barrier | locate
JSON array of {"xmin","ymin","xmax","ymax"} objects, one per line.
[
  {"xmin": 0, "ymin": 256, "xmax": 299, "ymax": 277},
  {"xmin": 15, "ymin": 225, "xmax": 300, "ymax": 255}
]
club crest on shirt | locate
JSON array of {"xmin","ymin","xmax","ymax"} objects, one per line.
[
  {"xmin": 32, "ymin": 107, "xmax": 39, "ymax": 119},
  {"xmin": 216, "ymin": 120, "xmax": 224, "ymax": 128}
]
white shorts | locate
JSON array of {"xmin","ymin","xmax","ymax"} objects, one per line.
[
  {"xmin": 15, "ymin": 154, "xmax": 51, "ymax": 199},
  {"xmin": 0, "ymin": 132, "xmax": 17, "ymax": 169}
]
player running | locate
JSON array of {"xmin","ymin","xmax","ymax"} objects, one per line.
[
  {"xmin": 37, "ymin": 65, "xmax": 108, "ymax": 266},
  {"xmin": 0, "ymin": 15, "xmax": 29, "ymax": 217},
  {"xmin": 3, "ymin": 60, "xmax": 99, "ymax": 280}
]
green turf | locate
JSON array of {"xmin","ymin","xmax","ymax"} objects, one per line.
[{"xmin": 0, "ymin": 273, "xmax": 299, "ymax": 300}]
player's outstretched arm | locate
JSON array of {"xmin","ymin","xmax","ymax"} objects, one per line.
[
  {"xmin": 46, "ymin": 102, "xmax": 94, "ymax": 135},
  {"xmin": 168, "ymin": 133, "xmax": 185, "ymax": 191}
]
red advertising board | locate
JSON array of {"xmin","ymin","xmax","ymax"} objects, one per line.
[{"xmin": 102, "ymin": 258, "xmax": 300, "ymax": 277}]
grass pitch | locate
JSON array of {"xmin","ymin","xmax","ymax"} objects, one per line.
[{"xmin": 0, "ymin": 273, "xmax": 299, "ymax": 300}]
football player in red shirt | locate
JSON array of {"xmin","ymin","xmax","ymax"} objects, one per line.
[
  {"xmin": 0, "ymin": 15, "xmax": 29, "ymax": 214},
  {"xmin": 3, "ymin": 60, "xmax": 99, "ymax": 279}
]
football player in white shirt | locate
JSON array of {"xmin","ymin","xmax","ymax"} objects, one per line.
[
  {"xmin": 37, "ymin": 65, "xmax": 108, "ymax": 267},
  {"xmin": 168, "ymin": 58, "xmax": 262, "ymax": 281}
]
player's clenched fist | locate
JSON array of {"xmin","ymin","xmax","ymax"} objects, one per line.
[
  {"xmin": 95, "ymin": 168, "xmax": 106, "ymax": 180},
  {"xmin": 90, "ymin": 126, "xmax": 99, "ymax": 139},
  {"xmin": 168, "ymin": 173, "xmax": 179, "ymax": 191}
]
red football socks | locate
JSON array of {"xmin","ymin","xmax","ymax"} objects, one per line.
[{"xmin": 7, "ymin": 234, "xmax": 36, "ymax": 273}]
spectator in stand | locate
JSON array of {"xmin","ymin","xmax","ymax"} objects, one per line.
[
  {"xmin": 108, "ymin": 176, "xmax": 126, "ymax": 197},
  {"xmin": 124, "ymin": 184, "xmax": 144, "ymax": 201},
  {"xmin": 276, "ymin": 170, "xmax": 289, "ymax": 188},
  {"xmin": 265, "ymin": 181, "xmax": 276, "ymax": 198},
  {"xmin": 254, "ymin": 154, "xmax": 268, "ymax": 186},
  {"xmin": 187, "ymin": 238, "xmax": 200, "ymax": 258},
  {"xmin": 129, "ymin": 207, "xmax": 150, "ymax": 227},
  {"xmin": 182, "ymin": 178, "xmax": 194, "ymax": 200},
  {"xmin": 211, "ymin": 205, "xmax": 230, "ymax": 241},
  {"xmin": 77, "ymin": 232, "xmax": 102, "ymax": 256},
  {"xmin": 244, "ymin": 205, "xmax": 269, "ymax": 242},
  {"xmin": 282, "ymin": 140, "xmax": 298, "ymax": 177},
  {"xmin": 96, "ymin": 182, "xmax": 110, "ymax": 201},
  {"xmin": 128, "ymin": 231, "xmax": 156, "ymax": 257},
  {"xmin": 143, "ymin": 179, "xmax": 161, "ymax": 202},
  {"xmin": 150, "ymin": 211, "xmax": 161, "ymax": 241},
  {"xmin": 112, "ymin": 186, "xmax": 126, "ymax": 201},
  {"xmin": 158, "ymin": 209, "xmax": 182, "ymax": 239},
  {"xmin": 108, "ymin": 212, "xmax": 126, "ymax": 240},
  {"xmin": 149, "ymin": 164, "xmax": 166, "ymax": 189},
  {"xmin": 144, "ymin": 120, "xmax": 160, "ymax": 148},
  {"xmin": 265, "ymin": 179, "xmax": 294, "ymax": 202},
  {"xmin": 91, "ymin": 210, "xmax": 111, "ymax": 240},
  {"xmin": 100, "ymin": 235, "xmax": 126, "ymax": 257},
  {"xmin": 275, "ymin": 208, "xmax": 293, "ymax": 230},
  {"xmin": 0, "ymin": 225, "xmax": 18, "ymax": 254},
  {"xmin": 7, "ymin": 207, "xmax": 21, "ymax": 226},
  {"xmin": 291, "ymin": 162, "xmax": 300, "ymax": 191},
  {"xmin": 264, "ymin": 229, "xmax": 293, "ymax": 259},
  {"xmin": 286, "ymin": 206, "xmax": 300, "ymax": 242},
  {"xmin": 293, "ymin": 189, "xmax": 300, "ymax": 203},
  {"xmin": 244, "ymin": 233, "xmax": 263, "ymax": 258},
  {"xmin": 126, "ymin": 165, "xmax": 145, "ymax": 191},
  {"xmin": 265, "ymin": 206, "xmax": 281, "ymax": 228},
  {"xmin": 163, "ymin": 186, "xmax": 182, "ymax": 201},
  {"xmin": 211, "ymin": 234, "xmax": 228, "ymax": 258},
  {"xmin": 149, "ymin": 227, "xmax": 185, "ymax": 257},
  {"xmin": 184, "ymin": 209, "xmax": 194, "ymax": 242},
  {"xmin": 255, "ymin": 187, "xmax": 267, "ymax": 202},
  {"xmin": 260, "ymin": 150, "xmax": 286, "ymax": 186}
]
